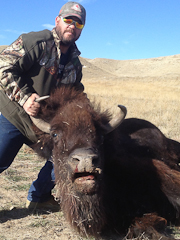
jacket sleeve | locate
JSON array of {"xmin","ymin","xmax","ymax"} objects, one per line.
[{"xmin": 0, "ymin": 35, "xmax": 44, "ymax": 106}]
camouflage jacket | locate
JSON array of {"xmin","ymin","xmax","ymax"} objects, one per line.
[{"xmin": 0, "ymin": 28, "xmax": 83, "ymax": 143}]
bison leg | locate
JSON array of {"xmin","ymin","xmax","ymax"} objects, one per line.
[
  {"xmin": 127, "ymin": 213, "xmax": 171, "ymax": 240},
  {"xmin": 153, "ymin": 159, "xmax": 180, "ymax": 219}
]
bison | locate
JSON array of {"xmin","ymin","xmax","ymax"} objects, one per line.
[{"xmin": 31, "ymin": 85, "xmax": 180, "ymax": 240}]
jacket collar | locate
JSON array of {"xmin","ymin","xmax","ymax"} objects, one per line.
[{"xmin": 51, "ymin": 28, "xmax": 81, "ymax": 59}]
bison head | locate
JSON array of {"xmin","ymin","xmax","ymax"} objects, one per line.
[{"xmin": 31, "ymin": 86, "xmax": 127, "ymax": 236}]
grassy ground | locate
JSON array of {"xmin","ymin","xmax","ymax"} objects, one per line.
[{"xmin": 0, "ymin": 76, "xmax": 180, "ymax": 239}]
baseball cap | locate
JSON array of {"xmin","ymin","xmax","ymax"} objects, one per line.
[{"xmin": 59, "ymin": 2, "xmax": 86, "ymax": 25}]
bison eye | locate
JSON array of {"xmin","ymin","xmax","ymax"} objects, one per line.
[{"xmin": 52, "ymin": 133, "xmax": 58, "ymax": 138}]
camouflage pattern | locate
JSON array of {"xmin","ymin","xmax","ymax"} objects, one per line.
[{"xmin": 0, "ymin": 36, "xmax": 29, "ymax": 105}]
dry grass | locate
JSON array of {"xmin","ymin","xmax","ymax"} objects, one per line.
[{"xmin": 82, "ymin": 77, "xmax": 180, "ymax": 142}]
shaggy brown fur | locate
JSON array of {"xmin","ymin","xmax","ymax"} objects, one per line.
[{"xmin": 32, "ymin": 85, "xmax": 180, "ymax": 239}]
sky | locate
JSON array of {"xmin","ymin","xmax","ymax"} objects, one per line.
[{"xmin": 0, "ymin": 0, "xmax": 180, "ymax": 60}]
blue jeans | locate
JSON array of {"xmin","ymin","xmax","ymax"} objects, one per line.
[{"xmin": 0, "ymin": 113, "xmax": 55, "ymax": 202}]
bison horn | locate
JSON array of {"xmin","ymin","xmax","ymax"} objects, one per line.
[
  {"xmin": 30, "ymin": 95, "xmax": 51, "ymax": 134},
  {"xmin": 30, "ymin": 116, "xmax": 51, "ymax": 133},
  {"xmin": 103, "ymin": 105, "xmax": 127, "ymax": 134},
  {"xmin": 30, "ymin": 101, "xmax": 126, "ymax": 135},
  {"xmin": 34, "ymin": 95, "xmax": 50, "ymax": 102}
]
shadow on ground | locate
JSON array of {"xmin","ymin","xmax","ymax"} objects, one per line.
[{"xmin": 0, "ymin": 207, "xmax": 59, "ymax": 223}]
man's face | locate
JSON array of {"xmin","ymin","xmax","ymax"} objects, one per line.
[{"xmin": 55, "ymin": 16, "xmax": 82, "ymax": 46}]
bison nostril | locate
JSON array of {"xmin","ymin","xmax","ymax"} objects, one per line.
[
  {"xmin": 92, "ymin": 157, "xmax": 99, "ymax": 166},
  {"xmin": 73, "ymin": 157, "xmax": 80, "ymax": 163}
]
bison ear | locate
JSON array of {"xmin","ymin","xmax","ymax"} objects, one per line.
[{"xmin": 103, "ymin": 105, "xmax": 127, "ymax": 134}]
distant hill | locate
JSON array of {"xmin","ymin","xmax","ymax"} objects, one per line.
[
  {"xmin": 1, "ymin": 45, "xmax": 180, "ymax": 80},
  {"xmin": 80, "ymin": 55, "xmax": 180, "ymax": 80}
]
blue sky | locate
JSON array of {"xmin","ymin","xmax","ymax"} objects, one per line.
[{"xmin": 0, "ymin": 0, "xmax": 180, "ymax": 60}]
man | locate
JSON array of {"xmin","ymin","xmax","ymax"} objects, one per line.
[{"xmin": 0, "ymin": 1, "xmax": 86, "ymax": 210}]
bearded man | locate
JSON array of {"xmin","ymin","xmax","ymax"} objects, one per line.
[{"xmin": 0, "ymin": 1, "xmax": 86, "ymax": 210}]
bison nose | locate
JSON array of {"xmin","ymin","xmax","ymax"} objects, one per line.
[{"xmin": 71, "ymin": 153, "xmax": 99, "ymax": 173}]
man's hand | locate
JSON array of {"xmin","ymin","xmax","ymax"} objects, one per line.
[{"xmin": 23, "ymin": 93, "xmax": 40, "ymax": 116}]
